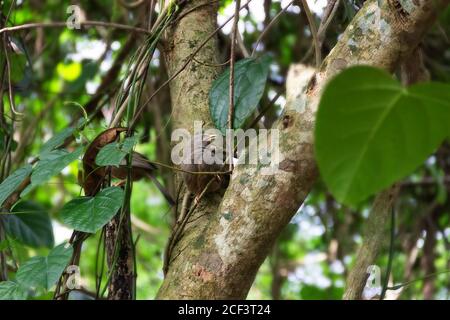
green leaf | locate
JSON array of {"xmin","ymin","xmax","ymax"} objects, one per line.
[
  {"xmin": 0, "ymin": 281, "xmax": 28, "ymax": 300},
  {"xmin": 209, "ymin": 55, "xmax": 271, "ymax": 135},
  {"xmin": 3, "ymin": 201, "xmax": 54, "ymax": 248},
  {"xmin": 39, "ymin": 127, "xmax": 76, "ymax": 155},
  {"xmin": 315, "ymin": 66, "xmax": 450, "ymax": 205},
  {"xmin": 16, "ymin": 243, "xmax": 73, "ymax": 290},
  {"xmin": 22, "ymin": 146, "xmax": 83, "ymax": 196},
  {"xmin": 95, "ymin": 136, "xmax": 138, "ymax": 167},
  {"xmin": 60, "ymin": 187, "xmax": 124, "ymax": 233},
  {"xmin": 0, "ymin": 165, "xmax": 32, "ymax": 207}
]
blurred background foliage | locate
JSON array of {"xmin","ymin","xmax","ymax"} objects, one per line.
[{"xmin": 0, "ymin": 0, "xmax": 449, "ymax": 299}]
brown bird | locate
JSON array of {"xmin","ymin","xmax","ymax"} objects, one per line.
[
  {"xmin": 180, "ymin": 133, "xmax": 228, "ymax": 200},
  {"xmin": 111, "ymin": 151, "xmax": 175, "ymax": 206}
]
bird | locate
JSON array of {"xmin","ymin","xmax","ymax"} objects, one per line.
[
  {"xmin": 180, "ymin": 133, "xmax": 228, "ymax": 201},
  {"xmin": 111, "ymin": 151, "xmax": 175, "ymax": 206}
]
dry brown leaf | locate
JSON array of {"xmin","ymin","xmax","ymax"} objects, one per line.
[{"xmin": 81, "ymin": 127, "xmax": 127, "ymax": 195}]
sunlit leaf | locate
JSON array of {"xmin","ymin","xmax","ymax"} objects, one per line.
[
  {"xmin": 57, "ymin": 61, "xmax": 82, "ymax": 82},
  {"xmin": 315, "ymin": 66, "xmax": 450, "ymax": 205}
]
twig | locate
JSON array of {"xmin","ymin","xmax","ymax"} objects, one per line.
[
  {"xmin": 236, "ymin": 29, "xmax": 250, "ymax": 58},
  {"xmin": 95, "ymin": 227, "xmax": 106, "ymax": 298},
  {"xmin": 228, "ymin": 0, "xmax": 241, "ymax": 172},
  {"xmin": 317, "ymin": 0, "xmax": 340, "ymax": 49},
  {"xmin": 150, "ymin": 159, "xmax": 232, "ymax": 175},
  {"xmin": 387, "ymin": 270, "xmax": 450, "ymax": 291},
  {"xmin": 0, "ymin": 21, "xmax": 151, "ymax": 36},
  {"xmin": 299, "ymin": 0, "xmax": 321, "ymax": 67},
  {"xmin": 192, "ymin": 56, "xmax": 230, "ymax": 67},
  {"xmin": 380, "ymin": 207, "xmax": 396, "ymax": 300},
  {"xmin": 247, "ymin": 90, "xmax": 283, "ymax": 130},
  {"xmin": 130, "ymin": 214, "xmax": 160, "ymax": 236},
  {"xmin": 252, "ymin": 1, "xmax": 294, "ymax": 56},
  {"xmin": 2, "ymin": 35, "xmax": 22, "ymax": 116},
  {"xmin": 119, "ymin": 0, "xmax": 146, "ymax": 9}
]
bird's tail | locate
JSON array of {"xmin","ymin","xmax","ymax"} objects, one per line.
[{"xmin": 146, "ymin": 173, "xmax": 176, "ymax": 206}]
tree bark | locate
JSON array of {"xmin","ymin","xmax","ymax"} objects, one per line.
[
  {"xmin": 105, "ymin": 212, "xmax": 135, "ymax": 300},
  {"xmin": 157, "ymin": 0, "xmax": 449, "ymax": 299},
  {"xmin": 343, "ymin": 185, "xmax": 400, "ymax": 300}
]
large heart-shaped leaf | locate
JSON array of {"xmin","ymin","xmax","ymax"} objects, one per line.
[
  {"xmin": 0, "ymin": 165, "xmax": 32, "ymax": 207},
  {"xmin": 60, "ymin": 187, "xmax": 124, "ymax": 233},
  {"xmin": 95, "ymin": 136, "xmax": 138, "ymax": 167},
  {"xmin": 315, "ymin": 66, "xmax": 450, "ymax": 205},
  {"xmin": 0, "ymin": 281, "xmax": 28, "ymax": 300},
  {"xmin": 3, "ymin": 201, "xmax": 54, "ymax": 248},
  {"xmin": 21, "ymin": 146, "xmax": 83, "ymax": 196},
  {"xmin": 209, "ymin": 55, "xmax": 271, "ymax": 134},
  {"xmin": 16, "ymin": 243, "xmax": 73, "ymax": 290}
]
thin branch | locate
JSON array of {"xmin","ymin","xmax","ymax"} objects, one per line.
[
  {"xmin": 317, "ymin": 0, "xmax": 340, "ymax": 45},
  {"xmin": 252, "ymin": 1, "xmax": 294, "ymax": 56},
  {"xmin": 299, "ymin": 0, "xmax": 321, "ymax": 67},
  {"xmin": 236, "ymin": 28, "xmax": 250, "ymax": 58},
  {"xmin": 228, "ymin": 0, "xmax": 241, "ymax": 171},
  {"xmin": 247, "ymin": 90, "xmax": 283, "ymax": 130},
  {"xmin": 380, "ymin": 207, "xmax": 396, "ymax": 300},
  {"xmin": 2, "ymin": 36, "xmax": 22, "ymax": 116},
  {"xmin": 0, "ymin": 21, "xmax": 151, "ymax": 36},
  {"xmin": 119, "ymin": 0, "xmax": 146, "ymax": 9}
]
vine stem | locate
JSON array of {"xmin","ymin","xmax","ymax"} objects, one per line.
[
  {"xmin": 380, "ymin": 207, "xmax": 396, "ymax": 299},
  {"xmin": 299, "ymin": 0, "xmax": 321, "ymax": 67},
  {"xmin": 228, "ymin": 0, "xmax": 240, "ymax": 172}
]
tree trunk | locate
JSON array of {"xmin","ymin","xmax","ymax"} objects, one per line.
[{"xmin": 157, "ymin": 0, "xmax": 449, "ymax": 299}]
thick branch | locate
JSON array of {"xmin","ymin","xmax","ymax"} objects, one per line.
[
  {"xmin": 343, "ymin": 185, "xmax": 400, "ymax": 300},
  {"xmin": 158, "ymin": 0, "xmax": 448, "ymax": 299}
]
